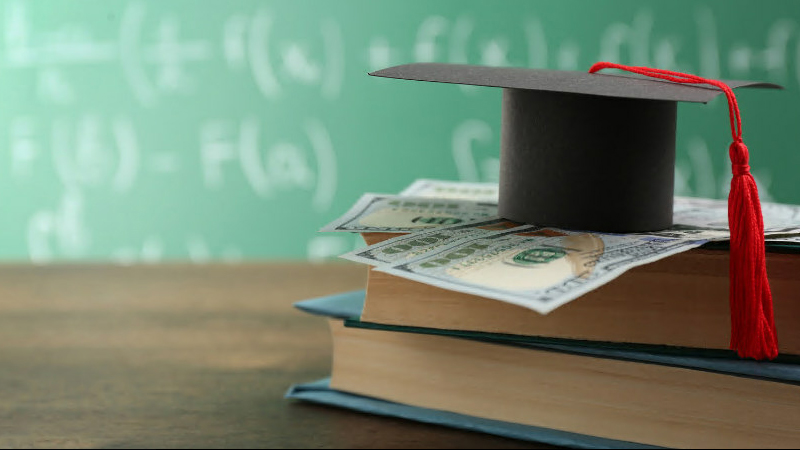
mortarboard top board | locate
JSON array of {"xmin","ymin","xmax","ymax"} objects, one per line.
[{"xmin": 370, "ymin": 63, "xmax": 782, "ymax": 233}]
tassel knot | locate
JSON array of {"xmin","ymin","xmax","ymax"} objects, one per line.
[
  {"xmin": 732, "ymin": 164, "xmax": 751, "ymax": 177},
  {"xmin": 730, "ymin": 142, "xmax": 751, "ymax": 176}
]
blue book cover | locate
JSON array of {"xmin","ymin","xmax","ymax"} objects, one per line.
[{"xmin": 285, "ymin": 377, "xmax": 659, "ymax": 450}]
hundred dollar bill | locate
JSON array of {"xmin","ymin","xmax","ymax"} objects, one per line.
[
  {"xmin": 378, "ymin": 226, "xmax": 707, "ymax": 315},
  {"xmin": 765, "ymin": 235, "xmax": 800, "ymax": 244},
  {"xmin": 675, "ymin": 196, "xmax": 800, "ymax": 230},
  {"xmin": 631, "ymin": 225, "xmax": 730, "ymax": 241},
  {"xmin": 340, "ymin": 217, "xmax": 523, "ymax": 266},
  {"xmin": 665, "ymin": 196, "xmax": 800, "ymax": 241},
  {"xmin": 320, "ymin": 193, "xmax": 498, "ymax": 233},
  {"xmin": 399, "ymin": 179, "xmax": 499, "ymax": 203},
  {"xmin": 397, "ymin": 180, "xmax": 800, "ymax": 241}
]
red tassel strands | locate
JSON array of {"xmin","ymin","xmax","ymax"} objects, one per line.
[{"xmin": 589, "ymin": 62, "xmax": 779, "ymax": 360}]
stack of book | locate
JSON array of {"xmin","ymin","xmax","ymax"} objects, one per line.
[{"xmin": 286, "ymin": 180, "xmax": 800, "ymax": 449}]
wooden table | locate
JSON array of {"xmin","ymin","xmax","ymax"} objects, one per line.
[{"xmin": 0, "ymin": 262, "xmax": 551, "ymax": 448}]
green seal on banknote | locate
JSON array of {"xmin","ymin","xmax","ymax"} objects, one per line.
[{"xmin": 510, "ymin": 248, "xmax": 567, "ymax": 266}]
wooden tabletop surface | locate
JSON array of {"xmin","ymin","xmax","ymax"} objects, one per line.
[{"xmin": 0, "ymin": 262, "xmax": 552, "ymax": 449}]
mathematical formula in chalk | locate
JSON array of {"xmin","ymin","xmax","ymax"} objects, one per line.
[
  {"xmin": 6, "ymin": 3, "xmax": 800, "ymax": 105},
  {"xmin": 0, "ymin": 0, "xmax": 796, "ymax": 262}
]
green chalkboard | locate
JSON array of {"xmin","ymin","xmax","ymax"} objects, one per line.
[{"xmin": 0, "ymin": 0, "xmax": 798, "ymax": 262}]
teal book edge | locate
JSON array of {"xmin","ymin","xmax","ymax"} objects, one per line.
[{"xmin": 284, "ymin": 377, "xmax": 660, "ymax": 450}]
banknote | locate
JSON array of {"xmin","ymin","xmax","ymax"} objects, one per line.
[
  {"xmin": 398, "ymin": 179, "xmax": 800, "ymax": 230},
  {"xmin": 765, "ymin": 235, "xmax": 800, "ymax": 244},
  {"xmin": 319, "ymin": 193, "xmax": 498, "ymax": 233},
  {"xmin": 673, "ymin": 196, "xmax": 800, "ymax": 236},
  {"xmin": 399, "ymin": 179, "xmax": 499, "ymax": 203},
  {"xmin": 395, "ymin": 180, "xmax": 800, "ymax": 241},
  {"xmin": 340, "ymin": 217, "xmax": 523, "ymax": 266},
  {"xmin": 630, "ymin": 225, "xmax": 730, "ymax": 241},
  {"xmin": 378, "ymin": 226, "xmax": 707, "ymax": 314}
]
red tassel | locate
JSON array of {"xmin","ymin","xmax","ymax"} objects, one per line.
[
  {"xmin": 728, "ymin": 141, "xmax": 778, "ymax": 359},
  {"xmin": 589, "ymin": 62, "xmax": 779, "ymax": 360}
]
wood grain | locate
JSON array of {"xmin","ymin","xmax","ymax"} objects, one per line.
[{"xmin": 0, "ymin": 262, "xmax": 551, "ymax": 449}]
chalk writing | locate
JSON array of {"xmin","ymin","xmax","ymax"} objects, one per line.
[{"xmin": 0, "ymin": 1, "xmax": 795, "ymax": 261}]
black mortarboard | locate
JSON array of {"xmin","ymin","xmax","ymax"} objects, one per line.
[{"xmin": 369, "ymin": 63, "xmax": 781, "ymax": 233}]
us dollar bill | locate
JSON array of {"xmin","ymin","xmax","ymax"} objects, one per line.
[
  {"xmin": 397, "ymin": 179, "xmax": 800, "ymax": 231},
  {"xmin": 673, "ymin": 196, "xmax": 800, "ymax": 238},
  {"xmin": 400, "ymin": 179, "xmax": 800, "ymax": 240},
  {"xmin": 393, "ymin": 181, "xmax": 800, "ymax": 241},
  {"xmin": 340, "ymin": 217, "xmax": 523, "ymax": 266},
  {"xmin": 378, "ymin": 226, "xmax": 707, "ymax": 314},
  {"xmin": 765, "ymin": 235, "xmax": 800, "ymax": 244},
  {"xmin": 319, "ymin": 193, "xmax": 498, "ymax": 233},
  {"xmin": 399, "ymin": 178, "xmax": 499, "ymax": 203}
]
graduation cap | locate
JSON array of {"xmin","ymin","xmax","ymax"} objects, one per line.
[
  {"xmin": 370, "ymin": 63, "xmax": 780, "ymax": 232},
  {"xmin": 370, "ymin": 62, "xmax": 783, "ymax": 360}
]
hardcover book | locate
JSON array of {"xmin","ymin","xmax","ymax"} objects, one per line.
[
  {"xmin": 360, "ymin": 233, "xmax": 800, "ymax": 355},
  {"xmin": 289, "ymin": 291, "xmax": 800, "ymax": 449}
]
